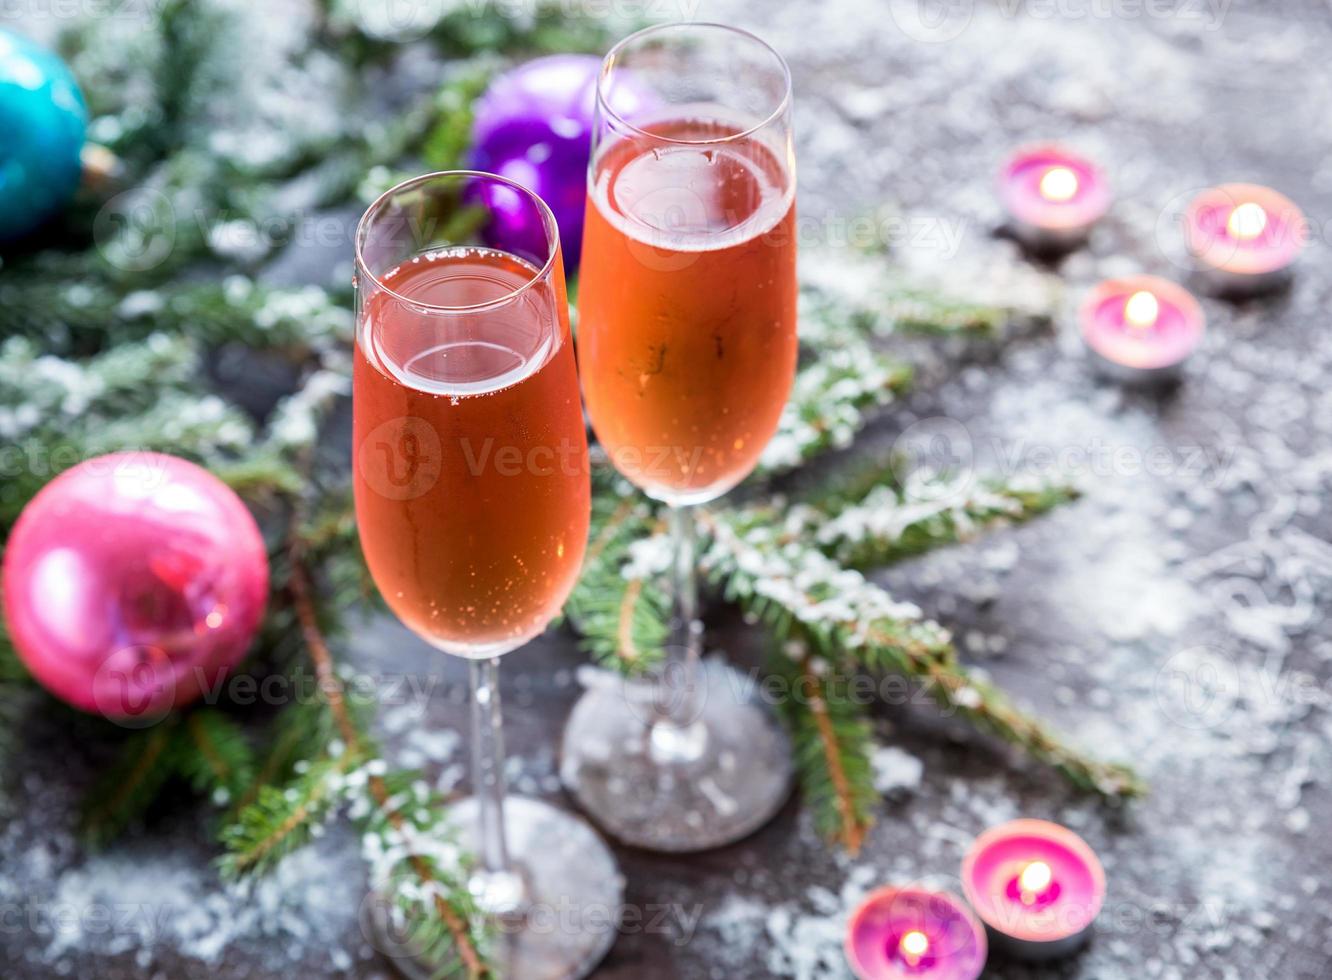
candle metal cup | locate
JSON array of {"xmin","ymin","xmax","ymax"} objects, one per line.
[
  {"xmin": 961, "ymin": 819, "xmax": 1106, "ymax": 962},
  {"xmin": 999, "ymin": 144, "xmax": 1110, "ymax": 252},
  {"xmin": 845, "ymin": 885, "xmax": 987, "ymax": 980},
  {"xmin": 1078, "ymin": 275, "xmax": 1204, "ymax": 385},
  {"xmin": 1184, "ymin": 183, "xmax": 1307, "ymax": 295}
]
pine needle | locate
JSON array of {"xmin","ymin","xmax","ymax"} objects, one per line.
[
  {"xmin": 771, "ymin": 649, "xmax": 877, "ymax": 853},
  {"xmin": 179, "ymin": 710, "xmax": 258, "ymax": 808},
  {"xmin": 217, "ymin": 755, "xmax": 353, "ymax": 878},
  {"xmin": 564, "ymin": 473, "xmax": 670, "ymax": 673},
  {"xmin": 81, "ymin": 722, "xmax": 183, "ymax": 847}
]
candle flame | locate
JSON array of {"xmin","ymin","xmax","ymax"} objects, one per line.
[
  {"xmin": 899, "ymin": 930, "xmax": 930, "ymax": 966},
  {"xmin": 1018, "ymin": 861, "xmax": 1054, "ymax": 906},
  {"xmin": 1226, "ymin": 201, "xmax": 1268, "ymax": 241},
  {"xmin": 1124, "ymin": 290, "xmax": 1160, "ymax": 330},
  {"xmin": 1038, "ymin": 166, "xmax": 1079, "ymax": 202}
]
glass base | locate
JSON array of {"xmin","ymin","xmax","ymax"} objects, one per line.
[
  {"xmin": 363, "ymin": 796, "xmax": 623, "ymax": 980},
  {"xmin": 560, "ymin": 658, "xmax": 794, "ymax": 852}
]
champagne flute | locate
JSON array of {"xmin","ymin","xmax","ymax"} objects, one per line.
[
  {"xmin": 353, "ymin": 171, "xmax": 621, "ymax": 977},
  {"xmin": 560, "ymin": 24, "xmax": 799, "ymax": 851}
]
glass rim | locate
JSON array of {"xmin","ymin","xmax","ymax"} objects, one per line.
[
  {"xmin": 353, "ymin": 169, "xmax": 560, "ymax": 315},
  {"xmin": 596, "ymin": 22, "xmax": 792, "ymax": 147}
]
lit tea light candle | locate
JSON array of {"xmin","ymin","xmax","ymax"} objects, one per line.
[
  {"xmin": 1016, "ymin": 860, "xmax": 1053, "ymax": 906},
  {"xmin": 999, "ymin": 144, "xmax": 1111, "ymax": 251},
  {"xmin": 1184, "ymin": 183, "xmax": 1307, "ymax": 294},
  {"xmin": 845, "ymin": 886, "xmax": 987, "ymax": 980},
  {"xmin": 961, "ymin": 819, "xmax": 1106, "ymax": 961},
  {"xmin": 1078, "ymin": 274, "xmax": 1204, "ymax": 384}
]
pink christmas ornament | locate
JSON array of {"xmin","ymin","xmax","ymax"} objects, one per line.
[{"xmin": 3, "ymin": 452, "xmax": 268, "ymax": 724}]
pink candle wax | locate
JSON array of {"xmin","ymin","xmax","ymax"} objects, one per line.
[
  {"xmin": 1184, "ymin": 183, "xmax": 1307, "ymax": 293},
  {"xmin": 1078, "ymin": 274, "xmax": 1204, "ymax": 383},
  {"xmin": 845, "ymin": 886, "xmax": 987, "ymax": 980},
  {"xmin": 961, "ymin": 819, "xmax": 1106, "ymax": 960},
  {"xmin": 999, "ymin": 144, "xmax": 1110, "ymax": 249}
]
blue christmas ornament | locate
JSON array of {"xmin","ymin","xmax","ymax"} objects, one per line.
[{"xmin": 0, "ymin": 29, "xmax": 87, "ymax": 242}]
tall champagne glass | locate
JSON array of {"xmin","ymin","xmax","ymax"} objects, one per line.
[
  {"xmin": 354, "ymin": 172, "xmax": 621, "ymax": 978},
  {"xmin": 560, "ymin": 24, "xmax": 798, "ymax": 851}
]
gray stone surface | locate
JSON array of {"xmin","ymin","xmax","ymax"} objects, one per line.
[{"xmin": 3, "ymin": 1, "xmax": 1331, "ymax": 977}]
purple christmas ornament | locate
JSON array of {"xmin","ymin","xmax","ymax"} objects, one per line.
[
  {"xmin": 469, "ymin": 54, "xmax": 654, "ymax": 272},
  {"xmin": 2, "ymin": 453, "xmax": 269, "ymax": 725}
]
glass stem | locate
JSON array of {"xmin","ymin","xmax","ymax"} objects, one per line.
[
  {"xmin": 649, "ymin": 503, "xmax": 708, "ymax": 764},
  {"xmin": 468, "ymin": 657, "xmax": 525, "ymax": 915}
]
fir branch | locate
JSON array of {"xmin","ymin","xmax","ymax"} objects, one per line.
[
  {"xmin": 0, "ymin": 334, "xmax": 256, "ymax": 524},
  {"xmin": 233, "ymin": 695, "xmax": 336, "ymax": 815},
  {"xmin": 758, "ymin": 340, "xmax": 913, "ymax": 475},
  {"xmin": 149, "ymin": 0, "xmax": 230, "ymax": 160},
  {"xmin": 180, "ymin": 710, "xmax": 258, "ymax": 808},
  {"xmin": 217, "ymin": 754, "xmax": 355, "ymax": 878},
  {"xmin": 785, "ymin": 472, "xmax": 1081, "ymax": 569},
  {"xmin": 771, "ymin": 649, "xmax": 877, "ymax": 853},
  {"xmin": 423, "ymin": 70, "xmax": 495, "ymax": 170},
  {"xmin": 799, "ymin": 249, "xmax": 1014, "ymax": 342},
  {"xmin": 700, "ymin": 509, "xmax": 1142, "ymax": 807},
  {"xmin": 81, "ymin": 721, "xmax": 183, "ymax": 846},
  {"xmin": 802, "ymin": 284, "xmax": 1007, "ymax": 341},
  {"xmin": 212, "ymin": 453, "xmax": 307, "ymax": 501},
  {"xmin": 702, "ymin": 508, "xmax": 954, "ymax": 664},
  {"xmin": 357, "ymin": 770, "xmax": 488, "ymax": 980},
  {"xmin": 286, "ymin": 544, "xmax": 364, "ymax": 751},
  {"xmin": 0, "ymin": 277, "xmax": 352, "ymax": 356},
  {"xmin": 267, "ymin": 532, "xmax": 487, "ymax": 974},
  {"xmin": 875, "ymin": 288, "xmax": 1008, "ymax": 338},
  {"xmin": 564, "ymin": 473, "xmax": 670, "ymax": 673},
  {"xmin": 924, "ymin": 671, "xmax": 1145, "ymax": 799}
]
